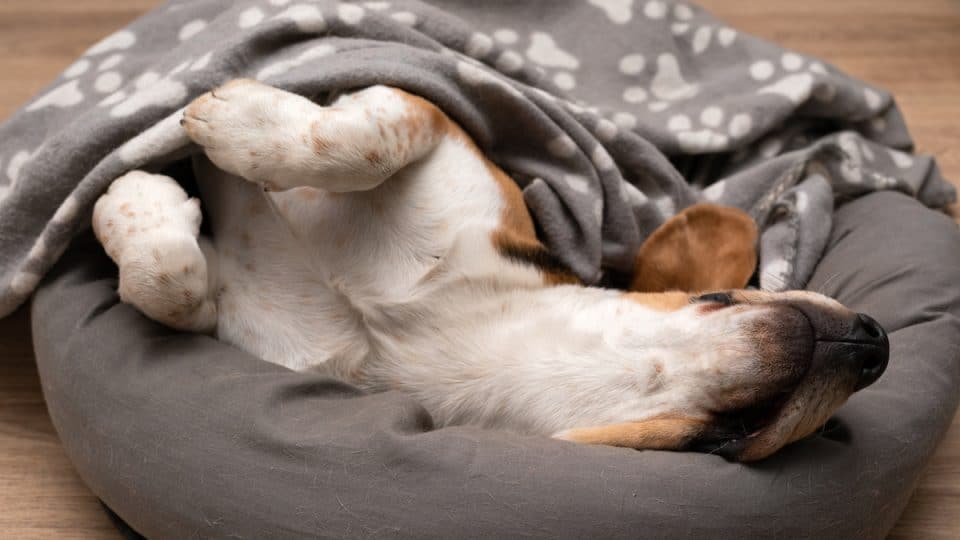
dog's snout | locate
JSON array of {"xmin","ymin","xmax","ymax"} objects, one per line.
[
  {"xmin": 769, "ymin": 298, "xmax": 890, "ymax": 392},
  {"xmin": 847, "ymin": 313, "xmax": 889, "ymax": 391}
]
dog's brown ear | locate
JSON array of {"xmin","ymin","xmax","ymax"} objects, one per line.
[
  {"xmin": 552, "ymin": 416, "xmax": 706, "ymax": 450},
  {"xmin": 630, "ymin": 203, "xmax": 757, "ymax": 293}
]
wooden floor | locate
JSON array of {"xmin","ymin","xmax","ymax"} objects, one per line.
[{"xmin": 0, "ymin": 1, "xmax": 957, "ymax": 538}]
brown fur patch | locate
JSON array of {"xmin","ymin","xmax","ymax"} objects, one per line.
[
  {"xmin": 365, "ymin": 150, "xmax": 383, "ymax": 166},
  {"xmin": 622, "ymin": 291, "xmax": 693, "ymax": 312},
  {"xmin": 492, "ymin": 230, "xmax": 580, "ymax": 286},
  {"xmin": 394, "ymin": 90, "xmax": 447, "ymax": 146},
  {"xmin": 555, "ymin": 415, "xmax": 706, "ymax": 449},
  {"xmin": 631, "ymin": 203, "xmax": 757, "ymax": 293},
  {"xmin": 439, "ymin": 116, "xmax": 577, "ymax": 286}
]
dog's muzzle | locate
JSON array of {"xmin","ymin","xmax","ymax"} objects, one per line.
[{"xmin": 794, "ymin": 305, "xmax": 889, "ymax": 392}]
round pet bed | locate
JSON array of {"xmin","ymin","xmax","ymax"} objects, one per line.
[{"xmin": 33, "ymin": 190, "xmax": 960, "ymax": 539}]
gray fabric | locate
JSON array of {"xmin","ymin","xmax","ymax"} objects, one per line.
[
  {"xmin": 33, "ymin": 191, "xmax": 960, "ymax": 539},
  {"xmin": 1, "ymin": 0, "xmax": 955, "ymax": 318}
]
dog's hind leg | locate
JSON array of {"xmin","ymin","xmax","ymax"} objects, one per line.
[
  {"xmin": 182, "ymin": 80, "xmax": 446, "ymax": 194},
  {"xmin": 93, "ymin": 170, "xmax": 218, "ymax": 333}
]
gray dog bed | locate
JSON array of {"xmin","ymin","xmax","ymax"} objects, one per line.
[
  {"xmin": 33, "ymin": 191, "xmax": 960, "ymax": 538},
  {"xmin": 6, "ymin": 0, "xmax": 960, "ymax": 537}
]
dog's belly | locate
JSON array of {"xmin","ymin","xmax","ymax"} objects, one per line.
[{"xmin": 194, "ymin": 136, "xmax": 507, "ymax": 371}]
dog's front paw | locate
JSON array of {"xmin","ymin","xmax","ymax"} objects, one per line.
[
  {"xmin": 117, "ymin": 231, "xmax": 217, "ymax": 333},
  {"xmin": 182, "ymin": 79, "xmax": 317, "ymax": 190}
]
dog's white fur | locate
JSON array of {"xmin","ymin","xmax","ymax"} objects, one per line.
[{"xmin": 93, "ymin": 80, "xmax": 861, "ymax": 459}]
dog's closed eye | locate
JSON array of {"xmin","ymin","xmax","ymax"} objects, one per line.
[{"xmin": 694, "ymin": 292, "xmax": 735, "ymax": 306}]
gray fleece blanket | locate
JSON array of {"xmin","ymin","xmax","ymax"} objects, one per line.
[{"xmin": 0, "ymin": 0, "xmax": 954, "ymax": 318}]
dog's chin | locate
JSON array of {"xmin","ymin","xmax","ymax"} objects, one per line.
[{"xmin": 686, "ymin": 341, "xmax": 862, "ymax": 462}]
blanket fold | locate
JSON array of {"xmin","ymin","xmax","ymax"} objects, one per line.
[{"xmin": 0, "ymin": 0, "xmax": 953, "ymax": 318}]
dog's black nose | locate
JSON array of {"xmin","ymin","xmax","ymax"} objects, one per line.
[{"xmin": 848, "ymin": 313, "xmax": 889, "ymax": 391}]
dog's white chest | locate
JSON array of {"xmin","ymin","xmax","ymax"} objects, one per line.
[{"xmin": 196, "ymin": 135, "xmax": 507, "ymax": 371}]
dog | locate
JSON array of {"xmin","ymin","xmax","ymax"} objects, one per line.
[{"xmin": 92, "ymin": 79, "xmax": 889, "ymax": 461}]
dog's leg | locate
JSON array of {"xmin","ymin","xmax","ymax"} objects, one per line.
[
  {"xmin": 182, "ymin": 80, "xmax": 446, "ymax": 193},
  {"xmin": 93, "ymin": 170, "xmax": 218, "ymax": 333}
]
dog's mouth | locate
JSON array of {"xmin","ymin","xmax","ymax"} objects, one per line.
[
  {"xmin": 684, "ymin": 299, "xmax": 891, "ymax": 461},
  {"xmin": 685, "ymin": 392, "xmax": 794, "ymax": 459}
]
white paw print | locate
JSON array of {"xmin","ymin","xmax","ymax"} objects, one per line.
[
  {"xmin": 178, "ymin": 19, "xmax": 207, "ymax": 41},
  {"xmin": 25, "ymin": 80, "xmax": 84, "ymax": 112},
  {"xmin": 84, "ymin": 29, "xmax": 136, "ymax": 56},
  {"xmin": 666, "ymin": 105, "xmax": 753, "ymax": 153},
  {"xmin": 337, "ymin": 4, "xmax": 366, "ymax": 25},
  {"xmin": 238, "ymin": 7, "xmax": 266, "ymax": 28},
  {"xmin": 588, "ymin": 0, "xmax": 635, "ymax": 24},
  {"xmin": 645, "ymin": 2, "xmax": 736, "ymax": 55},
  {"xmin": 467, "ymin": 30, "xmax": 580, "ymax": 90},
  {"xmin": 63, "ymin": 59, "xmax": 91, "ymax": 78},
  {"xmin": 462, "ymin": 29, "xmax": 582, "ymax": 92},
  {"xmin": 526, "ymin": 32, "xmax": 579, "ymax": 70},
  {"xmin": 618, "ymin": 52, "xmax": 700, "ymax": 112},
  {"xmin": 1, "ymin": 148, "xmax": 36, "ymax": 203},
  {"xmin": 272, "ymin": 4, "xmax": 327, "ymax": 32},
  {"xmin": 5, "ymin": 149, "xmax": 33, "ymax": 185},
  {"xmin": 105, "ymin": 68, "xmax": 187, "ymax": 118},
  {"xmin": 749, "ymin": 52, "xmax": 830, "ymax": 105},
  {"xmin": 670, "ymin": 4, "xmax": 737, "ymax": 57}
]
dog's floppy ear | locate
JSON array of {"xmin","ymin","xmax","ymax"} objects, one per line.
[
  {"xmin": 552, "ymin": 416, "xmax": 706, "ymax": 450},
  {"xmin": 630, "ymin": 203, "xmax": 757, "ymax": 293}
]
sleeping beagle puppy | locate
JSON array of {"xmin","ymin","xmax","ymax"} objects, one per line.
[{"xmin": 92, "ymin": 80, "xmax": 889, "ymax": 461}]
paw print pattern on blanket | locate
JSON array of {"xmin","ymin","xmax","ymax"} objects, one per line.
[
  {"xmin": 0, "ymin": 0, "xmax": 953, "ymax": 315},
  {"xmin": 358, "ymin": 2, "xmax": 418, "ymax": 26},
  {"xmin": 666, "ymin": 106, "xmax": 754, "ymax": 153},
  {"xmin": 85, "ymin": 29, "xmax": 136, "ymax": 56},
  {"xmin": 525, "ymin": 32, "xmax": 581, "ymax": 90},
  {"xmin": 5, "ymin": 150, "xmax": 32, "ymax": 187},
  {"xmin": 617, "ymin": 52, "xmax": 700, "ymax": 111},
  {"xmin": 26, "ymin": 28, "xmax": 139, "ymax": 113},
  {"xmin": 25, "ymin": 81, "xmax": 84, "ymax": 112},
  {"xmin": 457, "ymin": 27, "xmax": 584, "ymax": 94},
  {"xmin": 670, "ymin": 7, "xmax": 738, "ymax": 55},
  {"xmin": 588, "ymin": 0, "xmax": 696, "ymax": 25},
  {"xmin": 273, "ymin": 4, "xmax": 327, "ymax": 32},
  {"xmin": 238, "ymin": 7, "xmax": 265, "ymax": 28},
  {"xmin": 178, "ymin": 19, "xmax": 207, "ymax": 42},
  {"xmin": 749, "ymin": 53, "xmax": 832, "ymax": 105},
  {"xmin": 99, "ymin": 53, "xmax": 209, "ymax": 110},
  {"xmin": 105, "ymin": 69, "xmax": 187, "ymax": 118},
  {"xmin": 588, "ymin": 0, "xmax": 635, "ymax": 24}
]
